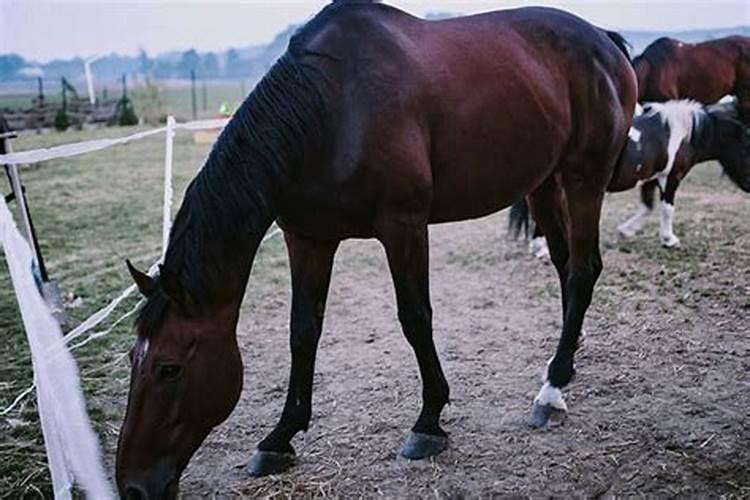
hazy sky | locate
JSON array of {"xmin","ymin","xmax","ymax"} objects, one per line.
[{"xmin": 2, "ymin": 0, "xmax": 749, "ymax": 62}]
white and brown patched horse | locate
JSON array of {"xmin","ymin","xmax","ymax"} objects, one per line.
[
  {"xmin": 611, "ymin": 98, "xmax": 750, "ymax": 246},
  {"xmin": 511, "ymin": 98, "xmax": 750, "ymax": 250}
]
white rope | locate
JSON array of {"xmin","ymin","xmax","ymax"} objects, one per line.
[
  {"xmin": 175, "ymin": 118, "xmax": 229, "ymax": 131},
  {"xmin": 69, "ymin": 298, "xmax": 144, "ymax": 352},
  {"xmin": 0, "ymin": 198, "xmax": 113, "ymax": 499},
  {"xmin": 0, "ymin": 118, "xmax": 229, "ymax": 166},
  {"xmin": 0, "ymin": 127, "xmax": 166, "ymax": 165},
  {"xmin": 0, "ymin": 384, "xmax": 35, "ymax": 416}
]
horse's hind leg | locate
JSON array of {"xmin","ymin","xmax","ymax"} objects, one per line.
[
  {"xmin": 248, "ymin": 233, "xmax": 339, "ymax": 477},
  {"xmin": 527, "ymin": 176, "xmax": 570, "ymax": 323},
  {"xmin": 529, "ymin": 170, "xmax": 605, "ymax": 428},
  {"xmin": 379, "ymin": 221, "xmax": 450, "ymax": 459}
]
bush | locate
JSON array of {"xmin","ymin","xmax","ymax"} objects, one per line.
[{"xmin": 53, "ymin": 109, "xmax": 69, "ymax": 131}]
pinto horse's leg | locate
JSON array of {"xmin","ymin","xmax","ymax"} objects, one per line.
[
  {"xmin": 618, "ymin": 180, "xmax": 657, "ymax": 237},
  {"xmin": 529, "ymin": 175, "xmax": 604, "ymax": 428},
  {"xmin": 247, "ymin": 233, "xmax": 339, "ymax": 477},
  {"xmin": 380, "ymin": 221, "xmax": 450, "ymax": 460},
  {"xmin": 658, "ymin": 175, "xmax": 681, "ymax": 248}
]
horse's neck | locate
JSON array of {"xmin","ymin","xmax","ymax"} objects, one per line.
[
  {"xmin": 689, "ymin": 114, "xmax": 720, "ymax": 164},
  {"xmin": 163, "ymin": 167, "xmax": 277, "ymax": 309}
]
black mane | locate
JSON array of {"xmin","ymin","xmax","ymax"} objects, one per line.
[{"xmin": 136, "ymin": 50, "xmax": 327, "ymax": 336}]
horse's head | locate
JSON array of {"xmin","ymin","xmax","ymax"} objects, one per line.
[
  {"xmin": 710, "ymin": 106, "xmax": 750, "ymax": 192},
  {"xmin": 115, "ymin": 261, "xmax": 243, "ymax": 499}
]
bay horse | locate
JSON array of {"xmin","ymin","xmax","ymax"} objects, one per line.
[
  {"xmin": 115, "ymin": 1, "xmax": 636, "ymax": 497},
  {"xmin": 510, "ymin": 98, "xmax": 750, "ymax": 249},
  {"xmin": 633, "ymin": 36, "xmax": 750, "ymax": 122}
]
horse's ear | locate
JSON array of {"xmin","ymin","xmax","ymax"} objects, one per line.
[
  {"xmin": 158, "ymin": 264, "xmax": 187, "ymax": 307},
  {"xmin": 126, "ymin": 259, "xmax": 156, "ymax": 297}
]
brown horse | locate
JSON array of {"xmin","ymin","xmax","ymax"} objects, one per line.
[
  {"xmin": 115, "ymin": 1, "xmax": 636, "ymax": 497},
  {"xmin": 633, "ymin": 36, "xmax": 750, "ymax": 121}
]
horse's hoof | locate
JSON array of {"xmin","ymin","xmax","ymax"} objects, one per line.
[
  {"xmin": 246, "ymin": 450, "xmax": 296, "ymax": 477},
  {"xmin": 528, "ymin": 401, "xmax": 567, "ymax": 429},
  {"xmin": 661, "ymin": 235, "xmax": 681, "ymax": 248},
  {"xmin": 617, "ymin": 224, "xmax": 638, "ymax": 238},
  {"xmin": 401, "ymin": 432, "xmax": 449, "ymax": 460}
]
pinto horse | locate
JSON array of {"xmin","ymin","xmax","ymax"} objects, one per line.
[
  {"xmin": 633, "ymin": 36, "xmax": 750, "ymax": 122},
  {"xmin": 614, "ymin": 99, "xmax": 750, "ymax": 246},
  {"xmin": 510, "ymin": 99, "xmax": 750, "ymax": 249},
  {"xmin": 115, "ymin": 2, "xmax": 636, "ymax": 497}
]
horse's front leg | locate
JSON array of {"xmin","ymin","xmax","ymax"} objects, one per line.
[
  {"xmin": 658, "ymin": 175, "xmax": 681, "ymax": 248},
  {"xmin": 247, "ymin": 232, "xmax": 339, "ymax": 477},
  {"xmin": 379, "ymin": 220, "xmax": 450, "ymax": 460}
]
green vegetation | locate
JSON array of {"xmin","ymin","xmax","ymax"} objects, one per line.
[{"xmin": 0, "ymin": 80, "xmax": 252, "ymax": 125}]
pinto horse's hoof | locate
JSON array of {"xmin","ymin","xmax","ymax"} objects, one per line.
[
  {"xmin": 401, "ymin": 432, "xmax": 449, "ymax": 460},
  {"xmin": 246, "ymin": 450, "xmax": 296, "ymax": 477},
  {"xmin": 528, "ymin": 401, "xmax": 567, "ymax": 429}
]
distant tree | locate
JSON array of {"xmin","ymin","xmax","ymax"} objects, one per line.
[
  {"xmin": 202, "ymin": 52, "xmax": 219, "ymax": 78},
  {"xmin": 178, "ymin": 49, "xmax": 201, "ymax": 78},
  {"xmin": 0, "ymin": 54, "xmax": 27, "ymax": 81},
  {"xmin": 138, "ymin": 48, "xmax": 152, "ymax": 75},
  {"xmin": 225, "ymin": 48, "xmax": 242, "ymax": 78}
]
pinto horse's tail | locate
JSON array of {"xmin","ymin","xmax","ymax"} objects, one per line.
[{"xmin": 508, "ymin": 198, "xmax": 532, "ymax": 240}]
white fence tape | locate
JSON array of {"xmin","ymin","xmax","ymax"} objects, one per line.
[
  {"xmin": 0, "ymin": 118, "xmax": 229, "ymax": 166},
  {"xmin": 0, "ymin": 198, "xmax": 113, "ymax": 499}
]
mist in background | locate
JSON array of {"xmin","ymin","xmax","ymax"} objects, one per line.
[{"xmin": 2, "ymin": 0, "xmax": 749, "ymax": 60}]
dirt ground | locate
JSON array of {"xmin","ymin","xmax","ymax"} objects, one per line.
[{"xmin": 155, "ymin": 166, "xmax": 746, "ymax": 497}]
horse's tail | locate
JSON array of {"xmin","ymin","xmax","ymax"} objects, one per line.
[
  {"xmin": 508, "ymin": 198, "xmax": 531, "ymax": 240},
  {"xmin": 605, "ymin": 30, "xmax": 631, "ymax": 62}
]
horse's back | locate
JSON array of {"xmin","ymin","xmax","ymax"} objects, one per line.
[{"xmin": 637, "ymin": 35, "xmax": 749, "ymax": 104}]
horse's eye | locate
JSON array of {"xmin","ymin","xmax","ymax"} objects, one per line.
[{"xmin": 156, "ymin": 363, "xmax": 182, "ymax": 382}]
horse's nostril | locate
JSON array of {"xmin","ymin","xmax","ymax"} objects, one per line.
[{"xmin": 124, "ymin": 484, "xmax": 148, "ymax": 500}]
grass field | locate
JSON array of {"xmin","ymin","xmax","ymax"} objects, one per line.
[
  {"xmin": 0, "ymin": 80, "xmax": 252, "ymax": 124},
  {"xmin": 0, "ymin": 125, "xmax": 748, "ymax": 497}
]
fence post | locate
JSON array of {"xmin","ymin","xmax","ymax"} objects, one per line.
[
  {"xmin": 202, "ymin": 78, "xmax": 207, "ymax": 112},
  {"xmin": 162, "ymin": 116, "xmax": 176, "ymax": 258},
  {"xmin": 190, "ymin": 70, "xmax": 197, "ymax": 120},
  {"xmin": 2, "ymin": 132, "xmax": 64, "ymax": 322}
]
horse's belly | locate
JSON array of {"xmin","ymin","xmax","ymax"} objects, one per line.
[
  {"xmin": 428, "ymin": 173, "xmax": 535, "ymax": 223},
  {"xmin": 427, "ymin": 121, "xmax": 563, "ymax": 223}
]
